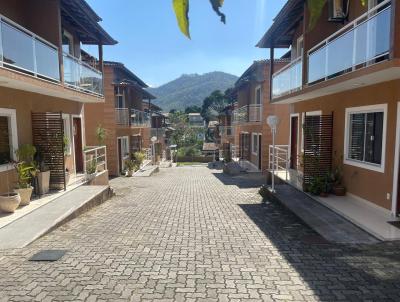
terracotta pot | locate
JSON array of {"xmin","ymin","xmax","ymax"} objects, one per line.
[
  {"xmin": 333, "ymin": 186, "xmax": 346, "ymax": 196},
  {"xmin": 14, "ymin": 187, "xmax": 33, "ymax": 206},
  {"xmin": 0, "ymin": 193, "xmax": 21, "ymax": 213}
]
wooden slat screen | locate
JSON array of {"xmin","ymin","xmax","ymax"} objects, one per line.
[
  {"xmin": 303, "ymin": 113, "xmax": 333, "ymax": 187},
  {"xmin": 32, "ymin": 112, "xmax": 65, "ymax": 190}
]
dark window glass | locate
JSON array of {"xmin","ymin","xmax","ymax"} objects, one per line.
[{"xmin": 0, "ymin": 116, "xmax": 11, "ymax": 165}]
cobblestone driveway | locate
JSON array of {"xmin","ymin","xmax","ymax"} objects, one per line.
[{"xmin": 1, "ymin": 166, "xmax": 400, "ymax": 301}]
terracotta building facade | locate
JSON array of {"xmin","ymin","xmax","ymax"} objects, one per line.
[{"xmin": 258, "ymin": 0, "xmax": 400, "ymax": 217}]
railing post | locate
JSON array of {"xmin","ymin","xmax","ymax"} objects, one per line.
[
  {"xmin": 83, "ymin": 150, "xmax": 87, "ymax": 175},
  {"xmin": 0, "ymin": 19, "xmax": 3, "ymax": 66},
  {"xmin": 32, "ymin": 36, "xmax": 37, "ymax": 77},
  {"xmin": 104, "ymin": 146, "xmax": 107, "ymax": 171},
  {"xmin": 95, "ymin": 148, "xmax": 98, "ymax": 170}
]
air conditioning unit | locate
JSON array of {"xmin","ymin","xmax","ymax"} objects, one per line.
[{"xmin": 328, "ymin": 0, "xmax": 349, "ymax": 22}]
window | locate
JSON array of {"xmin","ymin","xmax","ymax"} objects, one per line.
[
  {"xmin": 62, "ymin": 30, "xmax": 74, "ymax": 56},
  {"xmin": 120, "ymin": 137, "xmax": 129, "ymax": 158},
  {"xmin": 114, "ymin": 86, "xmax": 125, "ymax": 108},
  {"xmin": 252, "ymin": 133, "xmax": 259, "ymax": 155},
  {"xmin": 255, "ymin": 86, "xmax": 262, "ymax": 105},
  {"xmin": 0, "ymin": 108, "xmax": 18, "ymax": 171},
  {"xmin": 62, "ymin": 114, "xmax": 72, "ymax": 155},
  {"xmin": 345, "ymin": 105, "xmax": 387, "ymax": 172},
  {"xmin": 328, "ymin": 0, "xmax": 347, "ymax": 21}
]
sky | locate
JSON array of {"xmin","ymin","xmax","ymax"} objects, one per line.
[{"xmin": 85, "ymin": 0, "xmax": 287, "ymax": 87}]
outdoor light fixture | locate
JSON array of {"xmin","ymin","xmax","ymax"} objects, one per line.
[{"xmin": 267, "ymin": 115, "xmax": 279, "ymax": 193}]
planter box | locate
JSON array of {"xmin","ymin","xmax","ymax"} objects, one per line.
[{"xmin": 37, "ymin": 171, "xmax": 50, "ymax": 195}]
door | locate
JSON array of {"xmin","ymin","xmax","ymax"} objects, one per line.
[
  {"xmin": 118, "ymin": 137, "xmax": 129, "ymax": 174},
  {"xmin": 73, "ymin": 117, "xmax": 83, "ymax": 173},
  {"xmin": 290, "ymin": 116, "xmax": 299, "ymax": 169}
]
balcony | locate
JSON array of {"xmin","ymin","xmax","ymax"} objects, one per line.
[
  {"xmin": 233, "ymin": 105, "xmax": 262, "ymax": 124},
  {"xmin": 219, "ymin": 126, "xmax": 235, "ymax": 137},
  {"xmin": 131, "ymin": 109, "xmax": 150, "ymax": 127},
  {"xmin": 151, "ymin": 128, "xmax": 166, "ymax": 139},
  {"xmin": 308, "ymin": 2, "xmax": 391, "ymax": 84},
  {"xmin": 0, "ymin": 14, "xmax": 60, "ymax": 82},
  {"xmin": 272, "ymin": 57, "xmax": 302, "ymax": 99},
  {"xmin": 0, "ymin": 14, "xmax": 104, "ymax": 100},
  {"xmin": 63, "ymin": 53, "xmax": 103, "ymax": 96},
  {"xmin": 115, "ymin": 108, "xmax": 130, "ymax": 126}
]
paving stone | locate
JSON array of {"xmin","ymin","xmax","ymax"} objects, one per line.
[{"xmin": 0, "ymin": 166, "xmax": 399, "ymax": 301}]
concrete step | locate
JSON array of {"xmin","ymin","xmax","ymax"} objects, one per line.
[
  {"xmin": 0, "ymin": 185, "xmax": 111, "ymax": 249},
  {"xmin": 133, "ymin": 165, "xmax": 159, "ymax": 177}
]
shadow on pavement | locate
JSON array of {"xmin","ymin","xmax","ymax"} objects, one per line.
[
  {"xmin": 239, "ymin": 201, "xmax": 400, "ymax": 300},
  {"xmin": 211, "ymin": 171, "xmax": 266, "ymax": 189}
]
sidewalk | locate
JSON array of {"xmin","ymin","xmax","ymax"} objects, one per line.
[
  {"xmin": 0, "ymin": 185, "xmax": 110, "ymax": 249},
  {"xmin": 268, "ymin": 184, "xmax": 380, "ymax": 244}
]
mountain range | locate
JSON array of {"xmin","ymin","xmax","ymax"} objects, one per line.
[{"xmin": 148, "ymin": 72, "xmax": 238, "ymax": 112}]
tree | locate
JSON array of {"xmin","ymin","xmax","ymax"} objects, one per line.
[
  {"xmin": 172, "ymin": 0, "xmax": 366, "ymax": 38},
  {"xmin": 201, "ymin": 89, "xmax": 233, "ymax": 123},
  {"xmin": 185, "ymin": 105, "xmax": 202, "ymax": 114}
]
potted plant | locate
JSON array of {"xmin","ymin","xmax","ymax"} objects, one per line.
[
  {"xmin": 124, "ymin": 159, "xmax": 137, "ymax": 177},
  {"xmin": 309, "ymin": 176, "xmax": 323, "ymax": 196},
  {"xmin": 0, "ymin": 163, "xmax": 21, "ymax": 213},
  {"xmin": 14, "ymin": 162, "xmax": 34, "ymax": 205},
  {"xmin": 86, "ymin": 158, "xmax": 97, "ymax": 181},
  {"xmin": 14, "ymin": 144, "xmax": 36, "ymax": 205},
  {"xmin": 333, "ymin": 153, "xmax": 346, "ymax": 196},
  {"xmin": 35, "ymin": 153, "xmax": 51, "ymax": 195}
]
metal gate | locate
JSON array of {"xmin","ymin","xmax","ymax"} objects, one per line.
[{"xmin": 32, "ymin": 112, "xmax": 66, "ymax": 190}]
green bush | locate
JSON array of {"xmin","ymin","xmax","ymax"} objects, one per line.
[{"xmin": 258, "ymin": 185, "xmax": 270, "ymax": 199}]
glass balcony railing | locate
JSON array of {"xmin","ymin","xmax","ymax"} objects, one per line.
[
  {"xmin": 63, "ymin": 53, "xmax": 103, "ymax": 96},
  {"xmin": 131, "ymin": 109, "xmax": 150, "ymax": 127},
  {"xmin": 0, "ymin": 15, "xmax": 60, "ymax": 81},
  {"xmin": 308, "ymin": 3, "xmax": 391, "ymax": 84},
  {"xmin": 115, "ymin": 108, "xmax": 130, "ymax": 126},
  {"xmin": 233, "ymin": 105, "xmax": 262, "ymax": 124},
  {"xmin": 272, "ymin": 57, "xmax": 302, "ymax": 98}
]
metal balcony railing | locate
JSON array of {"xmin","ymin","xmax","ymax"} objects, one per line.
[
  {"xmin": 272, "ymin": 57, "xmax": 302, "ymax": 98},
  {"xmin": 0, "ymin": 14, "xmax": 60, "ymax": 81},
  {"xmin": 151, "ymin": 128, "xmax": 166, "ymax": 139},
  {"xmin": 308, "ymin": 1, "xmax": 391, "ymax": 84},
  {"xmin": 83, "ymin": 146, "xmax": 107, "ymax": 177}
]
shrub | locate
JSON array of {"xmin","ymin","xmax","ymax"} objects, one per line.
[{"xmin": 258, "ymin": 185, "xmax": 270, "ymax": 199}]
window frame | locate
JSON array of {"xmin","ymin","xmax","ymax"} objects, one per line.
[
  {"xmin": 0, "ymin": 108, "xmax": 18, "ymax": 172},
  {"xmin": 254, "ymin": 85, "xmax": 262, "ymax": 105},
  {"xmin": 252, "ymin": 133, "xmax": 259, "ymax": 155},
  {"xmin": 344, "ymin": 104, "xmax": 387, "ymax": 173},
  {"xmin": 62, "ymin": 114, "xmax": 72, "ymax": 156}
]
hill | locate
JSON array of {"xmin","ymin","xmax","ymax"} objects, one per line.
[{"xmin": 148, "ymin": 72, "xmax": 238, "ymax": 111}]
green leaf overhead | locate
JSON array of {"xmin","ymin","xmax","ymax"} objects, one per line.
[
  {"xmin": 173, "ymin": 0, "xmax": 225, "ymax": 38},
  {"xmin": 173, "ymin": 0, "xmax": 190, "ymax": 39},
  {"xmin": 308, "ymin": 0, "xmax": 367, "ymax": 28},
  {"xmin": 307, "ymin": 0, "xmax": 327, "ymax": 28},
  {"xmin": 209, "ymin": 0, "xmax": 226, "ymax": 24}
]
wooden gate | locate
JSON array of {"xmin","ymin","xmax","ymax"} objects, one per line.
[
  {"xmin": 303, "ymin": 113, "xmax": 333, "ymax": 187},
  {"xmin": 32, "ymin": 112, "xmax": 66, "ymax": 190}
]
